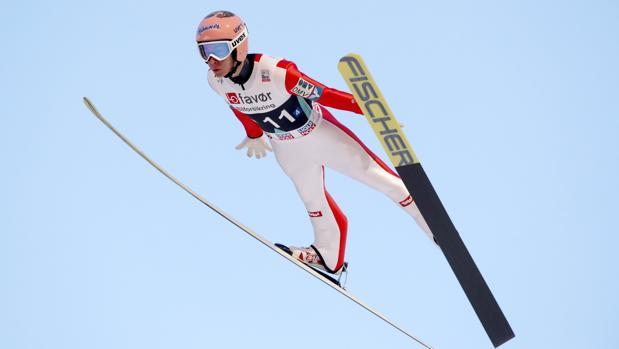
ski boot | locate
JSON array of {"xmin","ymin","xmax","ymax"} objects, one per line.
[{"xmin": 275, "ymin": 243, "xmax": 348, "ymax": 288}]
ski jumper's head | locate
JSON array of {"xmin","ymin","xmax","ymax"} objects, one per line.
[{"xmin": 196, "ymin": 11, "xmax": 248, "ymax": 78}]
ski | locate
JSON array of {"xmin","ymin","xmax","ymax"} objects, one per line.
[
  {"xmin": 338, "ymin": 54, "xmax": 515, "ymax": 347},
  {"xmin": 83, "ymin": 97, "xmax": 433, "ymax": 349}
]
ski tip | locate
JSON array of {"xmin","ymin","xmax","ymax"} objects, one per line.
[
  {"xmin": 83, "ymin": 97, "xmax": 100, "ymax": 117},
  {"xmin": 338, "ymin": 52, "xmax": 362, "ymax": 62},
  {"xmin": 83, "ymin": 96, "xmax": 93, "ymax": 110}
]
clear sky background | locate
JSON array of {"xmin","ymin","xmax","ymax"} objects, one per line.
[{"xmin": 1, "ymin": 1, "xmax": 618, "ymax": 348}]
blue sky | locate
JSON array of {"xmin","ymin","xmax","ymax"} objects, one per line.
[{"xmin": 1, "ymin": 1, "xmax": 618, "ymax": 348}]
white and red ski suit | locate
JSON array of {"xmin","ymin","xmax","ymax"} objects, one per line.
[{"xmin": 207, "ymin": 53, "xmax": 433, "ymax": 273}]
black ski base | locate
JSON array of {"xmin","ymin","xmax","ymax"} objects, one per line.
[
  {"xmin": 396, "ymin": 163, "xmax": 515, "ymax": 347},
  {"xmin": 275, "ymin": 243, "xmax": 347, "ymax": 288}
]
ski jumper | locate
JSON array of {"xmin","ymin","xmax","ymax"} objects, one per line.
[{"xmin": 207, "ymin": 53, "xmax": 433, "ymax": 273}]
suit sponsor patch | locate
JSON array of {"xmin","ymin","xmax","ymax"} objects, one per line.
[
  {"xmin": 226, "ymin": 92, "xmax": 240, "ymax": 104},
  {"xmin": 291, "ymin": 78, "xmax": 316, "ymax": 98},
  {"xmin": 298, "ymin": 120, "xmax": 316, "ymax": 136},
  {"xmin": 261, "ymin": 69, "xmax": 271, "ymax": 82}
]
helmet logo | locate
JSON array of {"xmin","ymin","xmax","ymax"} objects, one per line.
[
  {"xmin": 233, "ymin": 23, "xmax": 244, "ymax": 33},
  {"xmin": 231, "ymin": 30, "xmax": 247, "ymax": 48},
  {"xmin": 196, "ymin": 23, "xmax": 221, "ymax": 35}
]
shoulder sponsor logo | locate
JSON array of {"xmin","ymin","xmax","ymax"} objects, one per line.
[
  {"xmin": 308, "ymin": 210, "xmax": 323, "ymax": 217},
  {"xmin": 261, "ymin": 69, "xmax": 271, "ymax": 82},
  {"xmin": 291, "ymin": 77, "xmax": 316, "ymax": 98}
]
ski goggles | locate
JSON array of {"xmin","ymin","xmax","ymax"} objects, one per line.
[{"xmin": 197, "ymin": 27, "xmax": 248, "ymax": 61}]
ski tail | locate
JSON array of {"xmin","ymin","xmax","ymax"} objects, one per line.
[{"xmin": 338, "ymin": 54, "xmax": 514, "ymax": 347}]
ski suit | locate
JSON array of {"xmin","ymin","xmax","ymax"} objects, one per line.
[{"xmin": 207, "ymin": 53, "xmax": 433, "ymax": 273}]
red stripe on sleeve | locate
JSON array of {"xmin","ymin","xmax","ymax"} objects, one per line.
[
  {"xmin": 230, "ymin": 107, "xmax": 263, "ymax": 139},
  {"xmin": 319, "ymin": 88, "xmax": 363, "ymax": 114},
  {"xmin": 276, "ymin": 59, "xmax": 293, "ymax": 69}
]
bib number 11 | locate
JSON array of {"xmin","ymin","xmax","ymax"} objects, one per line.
[{"xmin": 263, "ymin": 110, "xmax": 295, "ymax": 129}]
